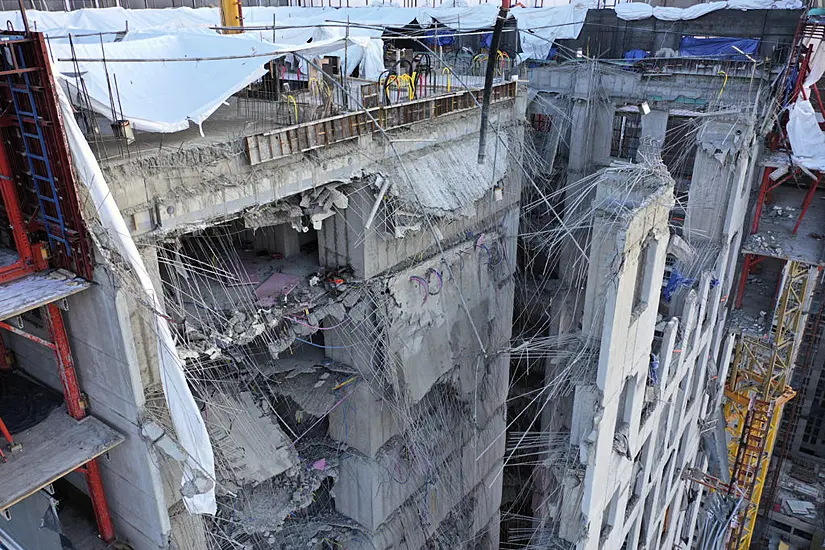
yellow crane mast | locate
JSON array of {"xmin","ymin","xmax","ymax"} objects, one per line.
[{"xmin": 722, "ymin": 260, "xmax": 816, "ymax": 549}]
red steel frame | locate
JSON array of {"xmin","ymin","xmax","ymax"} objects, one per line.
[
  {"xmin": 0, "ymin": 29, "xmax": 114, "ymax": 544},
  {"xmin": 0, "ymin": 132, "xmax": 47, "ymax": 283},
  {"xmin": 735, "ymin": 160, "xmax": 821, "ymax": 308}
]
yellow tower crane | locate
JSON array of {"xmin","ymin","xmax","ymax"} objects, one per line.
[
  {"xmin": 722, "ymin": 260, "xmax": 815, "ymax": 549},
  {"xmin": 220, "ymin": 0, "xmax": 244, "ymax": 34}
]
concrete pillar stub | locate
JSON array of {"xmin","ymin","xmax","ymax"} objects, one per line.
[{"xmin": 638, "ymin": 109, "xmax": 669, "ymax": 161}]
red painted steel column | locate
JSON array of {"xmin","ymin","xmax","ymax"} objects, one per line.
[
  {"xmin": 83, "ymin": 459, "xmax": 115, "ymax": 542},
  {"xmin": 751, "ymin": 167, "xmax": 772, "ymax": 235},
  {"xmin": 735, "ymin": 254, "xmax": 755, "ymax": 310},
  {"xmin": 44, "ymin": 302, "xmax": 116, "ymax": 543},
  {"xmin": 793, "ymin": 172, "xmax": 822, "ymax": 234},
  {"xmin": 45, "ymin": 303, "xmax": 84, "ymax": 419}
]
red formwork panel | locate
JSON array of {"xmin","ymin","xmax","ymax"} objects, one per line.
[{"xmin": 0, "ymin": 31, "xmax": 94, "ymax": 281}]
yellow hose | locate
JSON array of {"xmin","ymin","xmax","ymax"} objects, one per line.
[
  {"xmin": 442, "ymin": 67, "xmax": 452, "ymax": 92},
  {"xmin": 717, "ymin": 71, "xmax": 728, "ymax": 101},
  {"xmin": 385, "ymin": 74, "xmax": 398, "ymax": 101},
  {"xmin": 398, "ymin": 74, "xmax": 414, "ymax": 100},
  {"xmin": 287, "ymin": 95, "xmax": 298, "ymax": 124}
]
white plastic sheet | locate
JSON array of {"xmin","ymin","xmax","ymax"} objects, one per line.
[
  {"xmin": 615, "ymin": 0, "xmax": 801, "ymax": 22},
  {"xmin": 419, "ymin": 5, "xmax": 499, "ymax": 30},
  {"xmin": 312, "ymin": 25, "xmax": 385, "ymax": 80},
  {"xmin": 511, "ymin": 3, "xmax": 589, "ymax": 62},
  {"xmin": 803, "ymin": 37, "xmax": 825, "ymax": 90},
  {"xmin": 679, "ymin": 2, "xmax": 729, "ymax": 19},
  {"xmin": 56, "ymin": 82, "xmax": 218, "ymax": 515},
  {"xmin": 615, "ymin": 2, "xmax": 653, "ymax": 21},
  {"xmin": 51, "ymin": 32, "xmax": 354, "ymax": 133},
  {"xmin": 787, "ymin": 98, "xmax": 825, "ymax": 170}
]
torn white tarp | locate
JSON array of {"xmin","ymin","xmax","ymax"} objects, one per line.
[
  {"xmin": 787, "ymin": 98, "xmax": 825, "ymax": 170},
  {"xmin": 803, "ymin": 37, "xmax": 825, "ymax": 90},
  {"xmin": 55, "ymin": 82, "xmax": 217, "ymax": 515},
  {"xmin": 511, "ymin": 3, "xmax": 589, "ymax": 63},
  {"xmin": 50, "ymin": 31, "xmax": 353, "ymax": 133},
  {"xmin": 312, "ymin": 25, "xmax": 385, "ymax": 80}
]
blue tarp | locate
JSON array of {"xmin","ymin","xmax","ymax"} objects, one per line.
[
  {"xmin": 649, "ymin": 353, "xmax": 660, "ymax": 385},
  {"xmin": 423, "ymin": 29, "xmax": 455, "ymax": 47},
  {"xmin": 663, "ymin": 268, "xmax": 697, "ymax": 302},
  {"xmin": 679, "ymin": 36, "xmax": 759, "ymax": 60},
  {"xmin": 624, "ymin": 48, "xmax": 648, "ymax": 61}
]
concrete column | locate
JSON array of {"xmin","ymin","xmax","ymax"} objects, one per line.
[
  {"xmin": 638, "ymin": 109, "xmax": 669, "ymax": 161},
  {"xmin": 271, "ymin": 223, "xmax": 301, "ymax": 258},
  {"xmin": 684, "ymin": 121, "xmax": 748, "ymax": 244},
  {"xmin": 566, "ymin": 99, "xmax": 592, "ymax": 181}
]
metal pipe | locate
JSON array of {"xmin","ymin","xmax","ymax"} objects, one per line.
[
  {"xmin": 364, "ymin": 175, "xmax": 389, "ymax": 230},
  {"xmin": 0, "ymin": 321, "xmax": 56, "ymax": 349},
  {"xmin": 44, "ymin": 303, "xmax": 116, "ymax": 543},
  {"xmin": 477, "ymin": 0, "xmax": 509, "ymax": 164}
]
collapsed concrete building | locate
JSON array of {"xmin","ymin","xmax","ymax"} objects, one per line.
[{"xmin": 0, "ymin": 2, "xmax": 823, "ymax": 550}]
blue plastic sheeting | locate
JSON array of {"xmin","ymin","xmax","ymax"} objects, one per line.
[
  {"xmin": 649, "ymin": 353, "xmax": 660, "ymax": 385},
  {"xmin": 546, "ymin": 47, "xmax": 558, "ymax": 60},
  {"xmin": 663, "ymin": 268, "xmax": 697, "ymax": 302},
  {"xmin": 481, "ymin": 32, "xmax": 492, "ymax": 49},
  {"xmin": 423, "ymin": 29, "xmax": 455, "ymax": 46},
  {"xmin": 624, "ymin": 48, "xmax": 648, "ymax": 61},
  {"xmin": 679, "ymin": 36, "xmax": 759, "ymax": 60}
]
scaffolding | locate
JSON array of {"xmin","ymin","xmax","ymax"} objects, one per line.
[{"xmin": 0, "ymin": 30, "xmax": 121, "ymax": 544}]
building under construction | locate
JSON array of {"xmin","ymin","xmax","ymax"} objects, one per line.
[{"xmin": 0, "ymin": 1, "xmax": 822, "ymax": 550}]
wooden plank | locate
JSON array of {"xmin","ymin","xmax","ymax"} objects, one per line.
[
  {"xmin": 245, "ymin": 82, "xmax": 517, "ymax": 165},
  {"xmin": 0, "ymin": 270, "xmax": 89, "ymax": 322},
  {"xmin": 0, "ymin": 408, "xmax": 124, "ymax": 511},
  {"xmin": 278, "ymin": 133, "xmax": 288, "ymax": 157},
  {"xmin": 246, "ymin": 136, "xmax": 260, "ymax": 165}
]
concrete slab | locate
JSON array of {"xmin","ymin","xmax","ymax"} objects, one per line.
[{"xmin": 742, "ymin": 186, "xmax": 825, "ymax": 266}]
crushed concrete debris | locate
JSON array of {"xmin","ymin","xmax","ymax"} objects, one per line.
[
  {"xmin": 205, "ymin": 390, "xmax": 298, "ymax": 490},
  {"xmin": 244, "ymin": 182, "xmax": 348, "ymax": 232},
  {"xmin": 745, "ymin": 232, "xmax": 785, "ymax": 257},
  {"xmin": 231, "ymin": 461, "xmax": 336, "ymax": 536}
]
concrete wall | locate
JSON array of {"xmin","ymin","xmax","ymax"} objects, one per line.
[
  {"xmin": 326, "ymin": 204, "xmax": 519, "ymax": 547},
  {"xmin": 579, "ymin": 171, "xmax": 674, "ymax": 550}
]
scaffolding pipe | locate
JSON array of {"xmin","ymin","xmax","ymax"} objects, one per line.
[
  {"xmin": 477, "ymin": 0, "xmax": 509, "ymax": 164},
  {"xmin": 364, "ymin": 175, "xmax": 390, "ymax": 230}
]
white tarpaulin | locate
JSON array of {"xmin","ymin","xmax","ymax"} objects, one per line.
[
  {"xmin": 418, "ymin": 5, "xmax": 499, "ymax": 30},
  {"xmin": 511, "ymin": 3, "xmax": 589, "ymax": 62},
  {"xmin": 313, "ymin": 26, "xmax": 386, "ymax": 80},
  {"xmin": 787, "ymin": 98, "xmax": 825, "ymax": 170},
  {"xmin": 615, "ymin": 0, "xmax": 801, "ymax": 21},
  {"xmin": 50, "ymin": 32, "xmax": 357, "ymax": 133},
  {"xmin": 615, "ymin": 3, "xmax": 654, "ymax": 20},
  {"xmin": 56, "ymin": 81, "xmax": 218, "ymax": 515},
  {"xmin": 803, "ymin": 37, "xmax": 825, "ymax": 91}
]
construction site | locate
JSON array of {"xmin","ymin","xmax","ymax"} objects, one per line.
[{"xmin": 0, "ymin": 0, "xmax": 822, "ymax": 549}]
